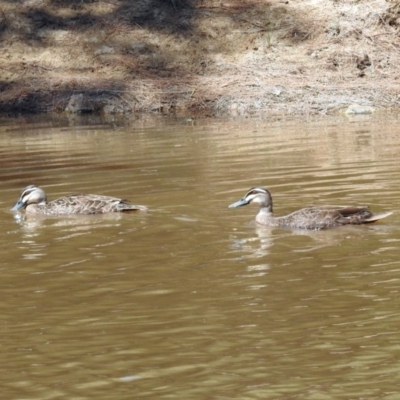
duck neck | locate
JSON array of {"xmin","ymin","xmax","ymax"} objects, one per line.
[
  {"xmin": 256, "ymin": 203, "xmax": 274, "ymax": 225},
  {"xmin": 260, "ymin": 194, "xmax": 273, "ymax": 214}
]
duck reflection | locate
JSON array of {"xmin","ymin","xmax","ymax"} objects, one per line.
[
  {"xmin": 230, "ymin": 220, "xmax": 392, "ymax": 273},
  {"xmin": 13, "ymin": 210, "xmax": 126, "ymax": 230},
  {"xmin": 255, "ymin": 223, "xmax": 387, "ymax": 253},
  {"xmin": 229, "ymin": 223, "xmax": 274, "ymax": 262},
  {"xmin": 12, "ymin": 211, "xmax": 146, "ymax": 261}
]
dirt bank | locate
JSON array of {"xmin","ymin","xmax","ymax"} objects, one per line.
[{"xmin": 1, "ymin": 0, "xmax": 400, "ymax": 117}]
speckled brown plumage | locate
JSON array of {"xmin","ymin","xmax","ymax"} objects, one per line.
[
  {"xmin": 11, "ymin": 185, "xmax": 147, "ymax": 215},
  {"xmin": 229, "ymin": 187, "xmax": 392, "ymax": 230}
]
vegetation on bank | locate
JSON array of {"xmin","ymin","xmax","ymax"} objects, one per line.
[{"xmin": 1, "ymin": 0, "xmax": 400, "ymax": 116}]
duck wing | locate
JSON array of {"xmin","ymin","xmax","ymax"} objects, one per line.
[
  {"xmin": 50, "ymin": 194, "xmax": 147, "ymax": 214},
  {"xmin": 277, "ymin": 206, "xmax": 392, "ymax": 230},
  {"xmin": 334, "ymin": 206, "xmax": 392, "ymax": 224}
]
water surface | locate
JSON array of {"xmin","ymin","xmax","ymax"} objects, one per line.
[{"xmin": 1, "ymin": 114, "xmax": 400, "ymax": 399}]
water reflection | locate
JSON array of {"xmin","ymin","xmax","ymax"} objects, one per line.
[
  {"xmin": 11, "ymin": 209, "xmax": 148, "ymax": 262},
  {"xmin": 228, "ymin": 219, "xmax": 396, "ymax": 270}
]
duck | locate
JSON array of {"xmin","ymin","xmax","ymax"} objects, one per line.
[
  {"xmin": 229, "ymin": 187, "xmax": 392, "ymax": 230},
  {"xmin": 11, "ymin": 185, "xmax": 147, "ymax": 216}
]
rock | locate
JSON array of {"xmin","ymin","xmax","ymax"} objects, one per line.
[
  {"xmin": 271, "ymin": 86, "xmax": 283, "ymax": 96},
  {"xmin": 65, "ymin": 93, "xmax": 133, "ymax": 114},
  {"xmin": 131, "ymin": 42, "xmax": 147, "ymax": 54},
  {"xmin": 345, "ymin": 104, "xmax": 375, "ymax": 115},
  {"xmin": 94, "ymin": 46, "xmax": 114, "ymax": 55},
  {"xmin": 65, "ymin": 94, "xmax": 95, "ymax": 113}
]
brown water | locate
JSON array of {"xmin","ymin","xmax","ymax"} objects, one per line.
[{"xmin": 1, "ymin": 114, "xmax": 400, "ymax": 399}]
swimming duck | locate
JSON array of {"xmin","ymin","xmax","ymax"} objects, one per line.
[
  {"xmin": 11, "ymin": 185, "xmax": 147, "ymax": 215},
  {"xmin": 229, "ymin": 187, "xmax": 392, "ymax": 230}
]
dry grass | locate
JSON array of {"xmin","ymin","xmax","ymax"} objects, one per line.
[{"xmin": 0, "ymin": 0, "xmax": 400, "ymax": 116}]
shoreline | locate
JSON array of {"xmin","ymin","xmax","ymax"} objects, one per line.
[{"xmin": 1, "ymin": 0, "xmax": 399, "ymax": 117}]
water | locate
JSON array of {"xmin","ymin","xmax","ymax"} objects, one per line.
[{"xmin": 1, "ymin": 114, "xmax": 400, "ymax": 399}]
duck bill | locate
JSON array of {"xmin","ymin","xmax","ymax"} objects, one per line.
[
  {"xmin": 11, "ymin": 200, "xmax": 24, "ymax": 212},
  {"xmin": 228, "ymin": 198, "xmax": 249, "ymax": 208}
]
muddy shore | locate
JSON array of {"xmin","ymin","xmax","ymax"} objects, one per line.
[{"xmin": 1, "ymin": 0, "xmax": 400, "ymax": 117}]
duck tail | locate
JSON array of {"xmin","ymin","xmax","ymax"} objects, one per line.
[{"xmin": 364, "ymin": 211, "xmax": 393, "ymax": 223}]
